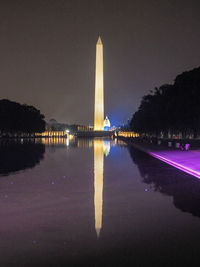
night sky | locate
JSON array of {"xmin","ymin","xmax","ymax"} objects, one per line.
[{"xmin": 0, "ymin": 0, "xmax": 200, "ymax": 125}]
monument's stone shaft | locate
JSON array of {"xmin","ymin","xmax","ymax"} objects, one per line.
[{"xmin": 94, "ymin": 36, "xmax": 104, "ymax": 131}]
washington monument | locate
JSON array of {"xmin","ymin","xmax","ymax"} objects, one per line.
[{"xmin": 94, "ymin": 36, "xmax": 104, "ymax": 131}]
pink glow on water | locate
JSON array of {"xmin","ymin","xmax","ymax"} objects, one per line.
[{"xmin": 149, "ymin": 152, "xmax": 200, "ymax": 179}]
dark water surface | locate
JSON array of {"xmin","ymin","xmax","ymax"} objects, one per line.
[{"xmin": 0, "ymin": 138, "xmax": 200, "ymax": 267}]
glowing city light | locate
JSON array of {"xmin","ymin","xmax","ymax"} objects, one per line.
[{"xmin": 66, "ymin": 138, "xmax": 69, "ymax": 146}]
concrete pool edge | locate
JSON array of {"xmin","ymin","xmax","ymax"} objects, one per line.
[{"xmin": 120, "ymin": 138, "xmax": 200, "ymax": 179}]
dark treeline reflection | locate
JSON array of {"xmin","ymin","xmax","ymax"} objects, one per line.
[
  {"xmin": 0, "ymin": 140, "xmax": 45, "ymax": 176},
  {"xmin": 129, "ymin": 146, "xmax": 200, "ymax": 217}
]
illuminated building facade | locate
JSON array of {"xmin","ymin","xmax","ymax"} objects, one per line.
[
  {"xmin": 77, "ymin": 125, "xmax": 93, "ymax": 131},
  {"xmin": 117, "ymin": 131, "xmax": 139, "ymax": 138},
  {"xmin": 35, "ymin": 131, "xmax": 66, "ymax": 137},
  {"xmin": 94, "ymin": 37, "xmax": 104, "ymax": 131},
  {"xmin": 104, "ymin": 116, "xmax": 111, "ymax": 131}
]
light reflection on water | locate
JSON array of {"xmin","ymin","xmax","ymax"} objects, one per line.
[
  {"xmin": 0, "ymin": 138, "xmax": 200, "ymax": 266},
  {"xmin": 94, "ymin": 139, "xmax": 104, "ymax": 237},
  {"xmin": 94, "ymin": 139, "xmax": 111, "ymax": 237}
]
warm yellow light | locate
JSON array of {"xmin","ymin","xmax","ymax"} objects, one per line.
[
  {"xmin": 94, "ymin": 36, "xmax": 104, "ymax": 131},
  {"xmin": 94, "ymin": 139, "xmax": 104, "ymax": 237},
  {"xmin": 68, "ymin": 134, "xmax": 74, "ymax": 140},
  {"xmin": 117, "ymin": 131, "xmax": 139, "ymax": 138}
]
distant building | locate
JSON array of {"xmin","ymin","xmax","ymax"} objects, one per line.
[
  {"xmin": 77, "ymin": 125, "xmax": 93, "ymax": 131},
  {"xmin": 117, "ymin": 131, "xmax": 139, "ymax": 138},
  {"xmin": 104, "ymin": 116, "xmax": 111, "ymax": 131}
]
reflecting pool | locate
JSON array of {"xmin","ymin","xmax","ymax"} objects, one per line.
[{"xmin": 0, "ymin": 138, "xmax": 200, "ymax": 266}]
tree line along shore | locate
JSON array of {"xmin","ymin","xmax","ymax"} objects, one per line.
[
  {"xmin": 0, "ymin": 99, "xmax": 45, "ymax": 137},
  {"xmin": 130, "ymin": 66, "xmax": 200, "ymax": 140},
  {"xmin": 0, "ymin": 99, "xmax": 87, "ymax": 137}
]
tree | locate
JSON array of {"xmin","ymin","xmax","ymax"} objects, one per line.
[
  {"xmin": 0, "ymin": 99, "xmax": 45, "ymax": 134},
  {"xmin": 130, "ymin": 67, "xmax": 200, "ymax": 138}
]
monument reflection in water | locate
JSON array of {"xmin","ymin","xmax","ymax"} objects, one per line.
[{"xmin": 94, "ymin": 139, "xmax": 110, "ymax": 237}]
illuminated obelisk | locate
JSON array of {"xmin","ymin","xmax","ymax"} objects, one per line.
[{"xmin": 94, "ymin": 36, "xmax": 104, "ymax": 131}]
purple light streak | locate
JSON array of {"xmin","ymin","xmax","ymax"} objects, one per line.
[{"xmin": 149, "ymin": 152, "xmax": 200, "ymax": 179}]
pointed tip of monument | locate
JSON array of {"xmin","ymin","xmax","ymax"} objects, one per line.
[{"xmin": 97, "ymin": 36, "xmax": 102, "ymax": 45}]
